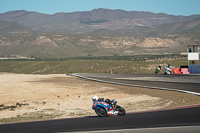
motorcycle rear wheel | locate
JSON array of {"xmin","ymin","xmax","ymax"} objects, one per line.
[{"xmin": 95, "ymin": 107, "xmax": 107, "ymax": 117}]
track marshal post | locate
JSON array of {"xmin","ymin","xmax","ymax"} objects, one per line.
[{"xmin": 187, "ymin": 44, "xmax": 200, "ymax": 73}]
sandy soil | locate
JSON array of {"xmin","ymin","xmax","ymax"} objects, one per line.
[{"xmin": 0, "ymin": 73, "xmax": 200, "ymax": 123}]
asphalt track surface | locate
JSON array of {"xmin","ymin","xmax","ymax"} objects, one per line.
[
  {"xmin": 0, "ymin": 73, "xmax": 200, "ymax": 133},
  {"xmin": 1, "ymin": 105, "xmax": 200, "ymax": 133},
  {"xmin": 72, "ymin": 73, "xmax": 200, "ymax": 95}
]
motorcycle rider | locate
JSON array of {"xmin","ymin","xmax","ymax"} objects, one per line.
[
  {"xmin": 92, "ymin": 96, "xmax": 115, "ymax": 107},
  {"xmin": 164, "ymin": 64, "xmax": 172, "ymax": 75},
  {"xmin": 92, "ymin": 96, "xmax": 99, "ymax": 101},
  {"xmin": 155, "ymin": 64, "xmax": 162, "ymax": 74},
  {"xmin": 92, "ymin": 96, "xmax": 104, "ymax": 102},
  {"xmin": 92, "ymin": 96, "xmax": 126, "ymax": 116},
  {"xmin": 159, "ymin": 64, "xmax": 162, "ymax": 70}
]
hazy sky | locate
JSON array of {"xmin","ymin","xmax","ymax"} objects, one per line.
[{"xmin": 0, "ymin": 0, "xmax": 199, "ymax": 16}]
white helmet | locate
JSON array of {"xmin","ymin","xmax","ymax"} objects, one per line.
[{"xmin": 92, "ymin": 96, "xmax": 98, "ymax": 101}]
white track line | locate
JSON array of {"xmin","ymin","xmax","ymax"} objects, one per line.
[
  {"xmin": 71, "ymin": 73, "xmax": 200, "ymax": 96},
  {"xmin": 70, "ymin": 125, "xmax": 200, "ymax": 133}
]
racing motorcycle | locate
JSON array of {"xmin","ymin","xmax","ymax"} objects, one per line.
[
  {"xmin": 164, "ymin": 65, "xmax": 172, "ymax": 75},
  {"xmin": 155, "ymin": 67, "xmax": 161, "ymax": 74},
  {"xmin": 92, "ymin": 97, "xmax": 126, "ymax": 117},
  {"xmin": 155, "ymin": 64, "xmax": 162, "ymax": 74}
]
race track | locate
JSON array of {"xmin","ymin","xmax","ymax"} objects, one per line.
[
  {"xmin": 0, "ymin": 73, "xmax": 200, "ymax": 133},
  {"xmin": 1, "ymin": 105, "xmax": 200, "ymax": 133},
  {"xmin": 72, "ymin": 73, "xmax": 200, "ymax": 95}
]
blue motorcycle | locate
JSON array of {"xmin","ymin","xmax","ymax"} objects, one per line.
[{"xmin": 92, "ymin": 98, "xmax": 126, "ymax": 117}]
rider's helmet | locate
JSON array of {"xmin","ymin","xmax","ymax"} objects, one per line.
[
  {"xmin": 159, "ymin": 64, "xmax": 161, "ymax": 67},
  {"xmin": 168, "ymin": 64, "xmax": 171, "ymax": 67},
  {"xmin": 92, "ymin": 96, "xmax": 98, "ymax": 101}
]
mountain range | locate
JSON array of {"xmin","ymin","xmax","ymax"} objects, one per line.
[
  {"xmin": 0, "ymin": 8, "xmax": 200, "ymax": 58},
  {"xmin": 0, "ymin": 8, "xmax": 199, "ymax": 33}
]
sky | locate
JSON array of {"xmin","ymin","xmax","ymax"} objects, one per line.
[{"xmin": 0, "ymin": 0, "xmax": 199, "ymax": 16}]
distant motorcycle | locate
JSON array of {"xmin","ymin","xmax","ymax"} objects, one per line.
[
  {"xmin": 164, "ymin": 65, "xmax": 172, "ymax": 75},
  {"xmin": 92, "ymin": 97, "xmax": 126, "ymax": 117},
  {"xmin": 155, "ymin": 67, "xmax": 161, "ymax": 74},
  {"xmin": 155, "ymin": 64, "xmax": 162, "ymax": 74}
]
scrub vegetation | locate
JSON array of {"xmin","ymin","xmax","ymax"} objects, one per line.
[{"xmin": 0, "ymin": 56, "xmax": 196, "ymax": 74}]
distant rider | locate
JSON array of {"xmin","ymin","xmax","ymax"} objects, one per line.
[
  {"xmin": 155, "ymin": 64, "xmax": 162, "ymax": 74},
  {"xmin": 158, "ymin": 64, "xmax": 162, "ymax": 70},
  {"xmin": 164, "ymin": 64, "xmax": 172, "ymax": 75}
]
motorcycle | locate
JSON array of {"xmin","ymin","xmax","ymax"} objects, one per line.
[
  {"xmin": 164, "ymin": 67, "xmax": 172, "ymax": 75},
  {"xmin": 92, "ymin": 98, "xmax": 126, "ymax": 117},
  {"xmin": 155, "ymin": 67, "xmax": 161, "ymax": 74},
  {"xmin": 155, "ymin": 65, "xmax": 162, "ymax": 74}
]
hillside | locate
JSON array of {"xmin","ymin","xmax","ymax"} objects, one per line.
[
  {"xmin": 0, "ymin": 9, "xmax": 200, "ymax": 58},
  {"xmin": 0, "ymin": 9, "xmax": 199, "ymax": 33},
  {"xmin": 0, "ymin": 21, "xmax": 33, "ymax": 35},
  {"xmin": 0, "ymin": 32, "xmax": 199, "ymax": 58},
  {"xmin": 153, "ymin": 17, "xmax": 200, "ymax": 36}
]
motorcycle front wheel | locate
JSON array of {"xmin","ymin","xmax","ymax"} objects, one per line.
[
  {"xmin": 116, "ymin": 105, "xmax": 126, "ymax": 116},
  {"xmin": 95, "ymin": 107, "xmax": 107, "ymax": 117}
]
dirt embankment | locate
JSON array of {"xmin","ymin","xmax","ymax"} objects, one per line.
[{"xmin": 0, "ymin": 73, "xmax": 200, "ymax": 123}]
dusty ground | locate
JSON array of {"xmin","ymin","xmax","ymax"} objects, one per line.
[{"xmin": 0, "ymin": 73, "xmax": 200, "ymax": 123}]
